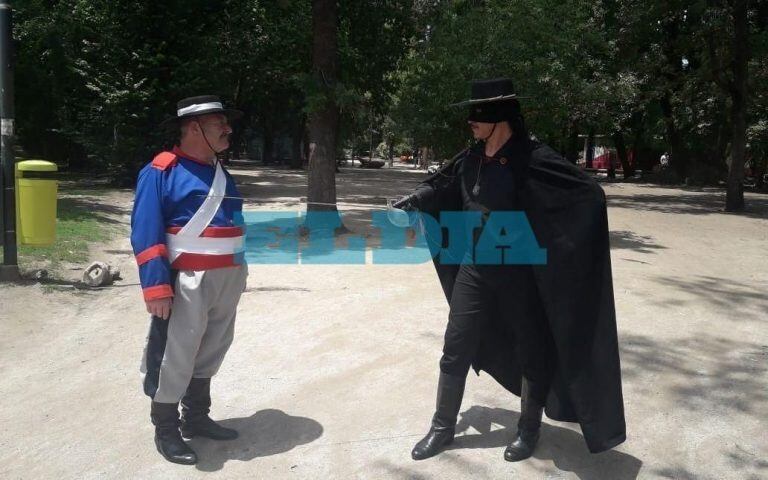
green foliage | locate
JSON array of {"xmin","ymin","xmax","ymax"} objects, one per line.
[
  {"xmin": 389, "ymin": 0, "xmax": 767, "ymax": 177},
  {"xmin": 15, "ymin": 0, "xmax": 304, "ymax": 176},
  {"xmin": 14, "ymin": 0, "xmax": 412, "ymax": 176},
  {"xmin": 1, "ymin": 196, "xmax": 116, "ymax": 272},
  {"xmin": 11, "ymin": 0, "xmax": 768, "ymax": 182}
]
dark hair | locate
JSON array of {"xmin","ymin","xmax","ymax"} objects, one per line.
[
  {"xmin": 505, "ymin": 100, "xmax": 528, "ymax": 141},
  {"xmin": 508, "ymin": 114, "xmax": 528, "ymax": 141}
]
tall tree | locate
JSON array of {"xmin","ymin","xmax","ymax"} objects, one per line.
[
  {"xmin": 307, "ymin": 0, "xmax": 340, "ymax": 212},
  {"xmin": 722, "ymin": 0, "xmax": 749, "ymax": 211}
]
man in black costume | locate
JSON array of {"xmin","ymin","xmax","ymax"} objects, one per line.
[{"xmin": 394, "ymin": 78, "xmax": 626, "ymax": 462}]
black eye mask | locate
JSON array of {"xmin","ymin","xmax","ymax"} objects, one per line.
[{"xmin": 467, "ymin": 100, "xmax": 520, "ymax": 123}]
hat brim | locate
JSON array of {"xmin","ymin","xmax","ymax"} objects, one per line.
[
  {"xmin": 449, "ymin": 94, "xmax": 529, "ymax": 107},
  {"xmin": 160, "ymin": 108, "xmax": 244, "ymax": 128}
]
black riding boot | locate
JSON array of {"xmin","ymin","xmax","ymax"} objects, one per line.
[
  {"xmin": 151, "ymin": 401, "xmax": 198, "ymax": 465},
  {"xmin": 180, "ymin": 377, "xmax": 238, "ymax": 440},
  {"xmin": 411, "ymin": 372, "xmax": 466, "ymax": 460},
  {"xmin": 504, "ymin": 378, "xmax": 545, "ymax": 462}
]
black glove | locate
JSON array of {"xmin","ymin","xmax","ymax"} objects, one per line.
[{"xmin": 392, "ymin": 194, "xmax": 418, "ymax": 211}]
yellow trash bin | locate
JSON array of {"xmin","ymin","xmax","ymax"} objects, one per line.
[{"xmin": 15, "ymin": 160, "xmax": 58, "ymax": 246}]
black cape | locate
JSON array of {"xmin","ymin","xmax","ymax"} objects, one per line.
[{"xmin": 413, "ymin": 140, "xmax": 626, "ymax": 453}]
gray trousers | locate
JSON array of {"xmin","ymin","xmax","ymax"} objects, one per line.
[{"xmin": 141, "ymin": 264, "xmax": 248, "ymax": 403}]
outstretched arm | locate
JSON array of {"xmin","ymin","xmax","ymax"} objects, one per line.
[{"xmin": 393, "ymin": 150, "xmax": 465, "ymax": 213}]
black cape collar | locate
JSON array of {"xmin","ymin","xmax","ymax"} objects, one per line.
[{"xmin": 468, "ymin": 135, "xmax": 531, "ymax": 164}]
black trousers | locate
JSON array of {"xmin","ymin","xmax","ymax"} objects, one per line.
[{"xmin": 439, "ymin": 263, "xmax": 556, "ymax": 403}]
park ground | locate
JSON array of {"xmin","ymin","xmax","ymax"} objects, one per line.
[{"xmin": 0, "ymin": 162, "xmax": 766, "ymax": 480}]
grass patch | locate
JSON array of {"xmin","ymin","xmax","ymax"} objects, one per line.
[
  {"xmin": 1, "ymin": 197, "xmax": 117, "ymax": 272},
  {"xmin": 58, "ymin": 188, "xmax": 111, "ymax": 197}
]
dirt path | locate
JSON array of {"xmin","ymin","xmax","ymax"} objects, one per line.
[{"xmin": 0, "ymin": 164, "xmax": 766, "ymax": 479}]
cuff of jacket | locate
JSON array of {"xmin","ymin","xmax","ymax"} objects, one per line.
[
  {"xmin": 135, "ymin": 244, "xmax": 168, "ymax": 266},
  {"xmin": 142, "ymin": 284, "xmax": 174, "ymax": 301}
]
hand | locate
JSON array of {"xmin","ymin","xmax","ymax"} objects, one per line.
[
  {"xmin": 146, "ymin": 298, "xmax": 173, "ymax": 320},
  {"xmin": 392, "ymin": 194, "xmax": 417, "ymax": 211}
]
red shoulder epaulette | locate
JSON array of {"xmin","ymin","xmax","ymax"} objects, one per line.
[{"xmin": 151, "ymin": 152, "xmax": 178, "ymax": 171}]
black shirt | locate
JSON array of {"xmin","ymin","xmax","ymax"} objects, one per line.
[{"xmin": 459, "ymin": 136, "xmax": 524, "ymax": 250}]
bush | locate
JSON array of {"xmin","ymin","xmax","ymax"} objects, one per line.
[{"xmin": 686, "ymin": 163, "xmax": 726, "ymax": 186}]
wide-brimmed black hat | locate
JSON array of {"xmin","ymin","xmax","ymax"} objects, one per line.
[
  {"xmin": 451, "ymin": 78, "xmax": 527, "ymax": 123},
  {"xmin": 160, "ymin": 95, "xmax": 243, "ymax": 128}
]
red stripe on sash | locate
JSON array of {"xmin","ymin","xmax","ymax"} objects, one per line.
[{"xmin": 170, "ymin": 253, "xmax": 241, "ymax": 271}]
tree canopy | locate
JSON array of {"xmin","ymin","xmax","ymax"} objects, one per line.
[{"xmin": 11, "ymin": 0, "xmax": 768, "ymax": 208}]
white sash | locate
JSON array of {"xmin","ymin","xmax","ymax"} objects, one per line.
[
  {"xmin": 168, "ymin": 161, "xmax": 228, "ymax": 263},
  {"xmin": 166, "ymin": 235, "xmax": 244, "ymax": 257}
]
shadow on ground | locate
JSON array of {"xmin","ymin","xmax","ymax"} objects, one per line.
[
  {"xmin": 190, "ymin": 409, "xmax": 323, "ymax": 472},
  {"xmin": 620, "ymin": 333, "xmax": 768, "ymax": 414},
  {"xmin": 230, "ymin": 164, "xmax": 427, "ymax": 208},
  {"xmin": 232, "ymin": 166, "xmax": 768, "ymax": 220},
  {"xmin": 0, "ymin": 275, "xmax": 140, "ymax": 292},
  {"xmin": 649, "ymin": 452, "xmax": 768, "ymax": 480},
  {"xmin": 606, "ymin": 187, "xmax": 768, "ymax": 219},
  {"xmin": 646, "ymin": 274, "xmax": 768, "ymax": 317},
  {"xmin": 447, "ymin": 405, "xmax": 642, "ymax": 480},
  {"xmin": 618, "ymin": 333, "xmax": 768, "ymax": 479},
  {"xmin": 58, "ymin": 197, "xmax": 130, "ymax": 225},
  {"xmin": 232, "ymin": 165, "xmax": 426, "ymax": 242},
  {"xmin": 610, "ymin": 230, "xmax": 665, "ymax": 253}
]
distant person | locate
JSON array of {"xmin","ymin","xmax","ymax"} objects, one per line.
[
  {"xmin": 131, "ymin": 95, "xmax": 248, "ymax": 465},
  {"xmin": 394, "ymin": 78, "xmax": 625, "ymax": 463},
  {"xmin": 660, "ymin": 152, "xmax": 669, "ymax": 169}
]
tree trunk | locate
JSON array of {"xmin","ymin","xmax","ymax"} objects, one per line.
[
  {"xmin": 725, "ymin": 0, "xmax": 748, "ymax": 212},
  {"xmin": 307, "ymin": 0, "xmax": 340, "ymax": 213},
  {"xmin": 755, "ymin": 156, "xmax": 766, "ymax": 189},
  {"xmin": 659, "ymin": 11, "xmax": 688, "ymax": 181},
  {"xmin": 630, "ymin": 116, "xmax": 646, "ymax": 171},
  {"xmin": 712, "ymin": 109, "xmax": 730, "ymax": 170},
  {"xmin": 263, "ymin": 129, "xmax": 275, "ymax": 165},
  {"xmin": 290, "ymin": 114, "xmax": 305, "ymax": 169},
  {"xmin": 565, "ymin": 121, "xmax": 579, "ymax": 164},
  {"xmin": 229, "ymin": 124, "xmax": 242, "ymax": 160},
  {"xmin": 613, "ymin": 131, "xmax": 635, "ymax": 179},
  {"xmin": 302, "ymin": 127, "xmax": 311, "ymax": 169},
  {"xmin": 660, "ymin": 92, "xmax": 686, "ymax": 180}
]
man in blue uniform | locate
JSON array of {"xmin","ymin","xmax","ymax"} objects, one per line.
[{"xmin": 131, "ymin": 95, "xmax": 248, "ymax": 465}]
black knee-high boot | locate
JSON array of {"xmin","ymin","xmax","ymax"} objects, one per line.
[
  {"xmin": 504, "ymin": 378, "xmax": 545, "ymax": 462},
  {"xmin": 151, "ymin": 402, "xmax": 198, "ymax": 465},
  {"xmin": 411, "ymin": 372, "xmax": 466, "ymax": 460},
  {"xmin": 180, "ymin": 377, "xmax": 238, "ymax": 440}
]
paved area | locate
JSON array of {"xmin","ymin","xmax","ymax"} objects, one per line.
[{"xmin": 1, "ymin": 163, "xmax": 766, "ymax": 479}]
